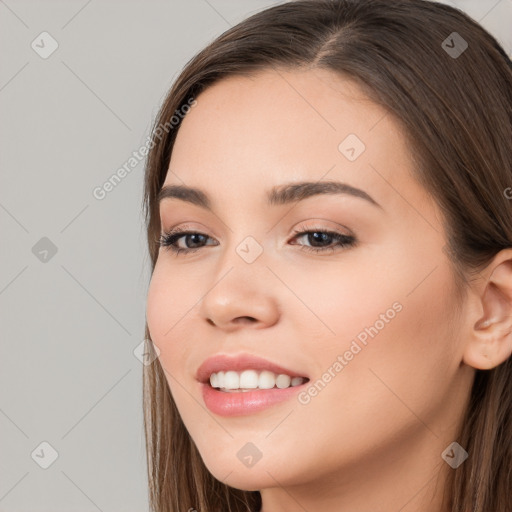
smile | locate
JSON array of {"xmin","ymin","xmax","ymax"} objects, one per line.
[{"xmin": 210, "ymin": 369, "xmax": 307, "ymax": 391}]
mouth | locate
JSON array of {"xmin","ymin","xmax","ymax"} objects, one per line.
[
  {"xmin": 196, "ymin": 353, "xmax": 310, "ymax": 415},
  {"xmin": 196, "ymin": 352, "xmax": 310, "ymax": 388}
]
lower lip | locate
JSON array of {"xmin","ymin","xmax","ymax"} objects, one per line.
[{"xmin": 201, "ymin": 381, "xmax": 309, "ymax": 416}]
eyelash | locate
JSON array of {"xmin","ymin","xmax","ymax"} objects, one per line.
[{"xmin": 156, "ymin": 223, "xmax": 356, "ymax": 256}]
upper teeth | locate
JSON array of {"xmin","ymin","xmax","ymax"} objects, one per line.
[{"xmin": 210, "ymin": 370, "xmax": 306, "ymax": 391}]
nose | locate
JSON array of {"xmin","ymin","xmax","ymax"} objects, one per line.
[{"xmin": 200, "ymin": 255, "xmax": 280, "ymax": 332}]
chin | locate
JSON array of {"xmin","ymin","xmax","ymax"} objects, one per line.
[
  {"xmin": 212, "ymin": 470, "xmax": 269, "ymax": 492},
  {"xmin": 201, "ymin": 455, "xmax": 284, "ymax": 491}
]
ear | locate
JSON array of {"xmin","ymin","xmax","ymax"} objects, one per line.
[{"xmin": 462, "ymin": 249, "xmax": 512, "ymax": 370}]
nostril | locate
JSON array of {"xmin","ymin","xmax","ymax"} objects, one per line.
[{"xmin": 234, "ymin": 316, "xmax": 257, "ymax": 324}]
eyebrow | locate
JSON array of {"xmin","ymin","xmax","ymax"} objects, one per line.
[{"xmin": 157, "ymin": 180, "xmax": 382, "ymax": 210}]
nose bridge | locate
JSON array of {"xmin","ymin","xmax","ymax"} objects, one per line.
[{"xmin": 216, "ymin": 212, "xmax": 271, "ymax": 272}]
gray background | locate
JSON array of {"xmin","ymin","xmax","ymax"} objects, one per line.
[{"xmin": 0, "ymin": 1, "xmax": 510, "ymax": 511}]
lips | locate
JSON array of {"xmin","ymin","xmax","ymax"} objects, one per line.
[{"xmin": 196, "ymin": 353, "xmax": 309, "ymax": 385}]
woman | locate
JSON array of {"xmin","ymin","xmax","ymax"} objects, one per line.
[{"xmin": 142, "ymin": 1, "xmax": 512, "ymax": 510}]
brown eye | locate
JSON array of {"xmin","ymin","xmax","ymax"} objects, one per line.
[
  {"xmin": 157, "ymin": 229, "xmax": 217, "ymax": 255},
  {"xmin": 289, "ymin": 228, "xmax": 356, "ymax": 254}
]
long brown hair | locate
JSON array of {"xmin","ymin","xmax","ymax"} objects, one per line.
[{"xmin": 141, "ymin": 1, "xmax": 512, "ymax": 510}]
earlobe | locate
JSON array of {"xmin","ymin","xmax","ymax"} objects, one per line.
[{"xmin": 462, "ymin": 250, "xmax": 512, "ymax": 371}]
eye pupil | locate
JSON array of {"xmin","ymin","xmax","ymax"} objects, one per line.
[
  {"xmin": 309, "ymin": 232, "xmax": 331, "ymax": 246},
  {"xmin": 187, "ymin": 234, "xmax": 206, "ymax": 247}
]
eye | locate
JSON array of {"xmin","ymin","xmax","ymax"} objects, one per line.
[
  {"xmin": 157, "ymin": 223, "xmax": 356, "ymax": 256},
  {"xmin": 157, "ymin": 226, "xmax": 218, "ymax": 255},
  {"xmin": 289, "ymin": 223, "xmax": 356, "ymax": 254}
]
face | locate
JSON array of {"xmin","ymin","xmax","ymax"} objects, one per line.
[{"xmin": 146, "ymin": 68, "xmax": 472, "ymax": 494}]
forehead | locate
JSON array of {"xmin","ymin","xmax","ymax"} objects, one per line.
[
  {"xmin": 171, "ymin": 68, "xmax": 394, "ymax": 164},
  {"xmin": 164, "ymin": 68, "xmax": 435, "ymax": 221}
]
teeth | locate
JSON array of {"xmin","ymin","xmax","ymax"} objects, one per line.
[
  {"xmin": 276, "ymin": 374, "xmax": 291, "ymax": 388},
  {"xmin": 224, "ymin": 370, "xmax": 239, "ymax": 390},
  {"xmin": 290, "ymin": 376, "xmax": 304, "ymax": 386},
  {"xmin": 209, "ymin": 369, "xmax": 307, "ymax": 391},
  {"xmin": 240, "ymin": 369, "xmax": 259, "ymax": 388}
]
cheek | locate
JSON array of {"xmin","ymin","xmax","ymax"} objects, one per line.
[
  {"xmin": 277, "ymin": 255, "xmax": 401, "ymax": 347},
  {"xmin": 146, "ymin": 264, "xmax": 187, "ymax": 361},
  {"xmin": 322, "ymin": 261, "xmax": 462, "ymax": 420},
  {"xmin": 146, "ymin": 261, "xmax": 209, "ymax": 396},
  {"xmin": 292, "ymin": 248, "xmax": 460, "ymax": 404}
]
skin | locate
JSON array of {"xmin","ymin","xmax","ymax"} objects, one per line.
[{"xmin": 146, "ymin": 68, "xmax": 512, "ymax": 512}]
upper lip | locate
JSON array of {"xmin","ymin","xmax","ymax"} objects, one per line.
[{"xmin": 196, "ymin": 353, "xmax": 309, "ymax": 384}]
